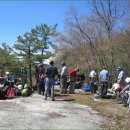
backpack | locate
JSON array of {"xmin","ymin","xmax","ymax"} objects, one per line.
[
  {"xmin": 82, "ymin": 85, "xmax": 92, "ymax": 92},
  {"xmin": 7, "ymin": 87, "xmax": 15, "ymax": 98}
]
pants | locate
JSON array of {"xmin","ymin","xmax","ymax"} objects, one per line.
[
  {"xmin": 100, "ymin": 81, "xmax": 108, "ymax": 97},
  {"xmin": 91, "ymin": 82, "xmax": 98, "ymax": 93},
  {"xmin": 119, "ymin": 92, "xmax": 129, "ymax": 104},
  {"xmin": 128, "ymin": 93, "xmax": 130, "ymax": 107},
  {"xmin": 60, "ymin": 75, "xmax": 67, "ymax": 94},
  {"xmin": 69, "ymin": 81, "xmax": 75, "ymax": 94},
  {"xmin": 108, "ymin": 89, "xmax": 115, "ymax": 94},
  {"xmin": 90, "ymin": 77, "xmax": 97, "ymax": 93},
  {"xmin": 69, "ymin": 76, "xmax": 77, "ymax": 94},
  {"xmin": 38, "ymin": 79, "xmax": 45, "ymax": 95},
  {"xmin": 44, "ymin": 78, "xmax": 55, "ymax": 100}
]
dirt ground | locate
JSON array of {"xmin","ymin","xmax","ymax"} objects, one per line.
[
  {"xmin": 58, "ymin": 91, "xmax": 130, "ymax": 129},
  {"xmin": 0, "ymin": 93, "xmax": 105, "ymax": 129}
]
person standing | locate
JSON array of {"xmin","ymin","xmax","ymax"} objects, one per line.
[
  {"xmin": 44, "ymin": 61, "xmax": 58, "ymax": 101},
  {"xmin": 99, "ymin": 66, "xmax": 109, "ymax": 98},
  {"xmin": 117, "ymin": 66, "xmax": 124, "ymax": 87},
  {"xmin": 60, "ymin": 61, "xmax": 68, "ymax": 94},
  {"xmin": 69, "ymin": 68, "xmax": 79, "ymax": 94},
  {"xmin": 20, "ymin": 66, "xmax": 27, "ymax": 86},
  {"xmin": 89, "ymin": 69, "xmax": 97, "ymax": 93},
  {"xmin": 37, "ymin": 64, "xmax": 45, "ymax": 95}
]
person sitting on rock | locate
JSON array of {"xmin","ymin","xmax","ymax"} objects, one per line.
[
  {"xmin": 118, "ymin": 77, "xmax": 130, "ymax": 107},
  {"xmin": 108, "ymin": 79, "xmax": 121, "ymax": 95}
]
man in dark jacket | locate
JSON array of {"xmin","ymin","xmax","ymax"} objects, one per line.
[{"xmin": 44, "ymin": 61, "xmax": 58, "ymax": 101}]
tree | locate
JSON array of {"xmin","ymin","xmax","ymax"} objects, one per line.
[
  {"xmin": 14, "ymin": 32, "xmax": 37, "ymax": 86},
  {"xmin": 56, "ymin": 0, "xmax": 129, "ymax": 82},
  {"xmin": 14, "ymin": 23, "xmax": 58, "ymax": 86},
  {"xmin": 0, "ymin": 43, "xmax": 20, "ymax": 76},
  {"xmin": 31, "ymin": 23, "xmax": 58, "ymax": 63},
  {"xmin": 90, "ymin": 0, "xmax": 126, "ymax": 82}
]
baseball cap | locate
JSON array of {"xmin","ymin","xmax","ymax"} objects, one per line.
[
  {"xmin": 61, "ymin": 61, "xmax": 65, "ymax": 65},
  {"xmin": 117, "ymin": 66, "xmax": 122, "ymax": 70}
]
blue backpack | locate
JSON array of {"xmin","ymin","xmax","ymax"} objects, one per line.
[{"xmin": 82, "ymin": 85, "xmax": 92, "ymax": 92}]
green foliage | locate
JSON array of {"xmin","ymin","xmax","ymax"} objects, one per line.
[
  {"xmin": 31, "ymin": 23, "xmax": 58, "ymax": 56},
  {"xmin": 0, "ymin": 43, "xmax": 20, "ymax": 76},
  {"xmin": 14, "ymin": 32, "xmax": 38, "ymax": 86},
  {"xmin": 13, "ymin": 23, "xmax": 58, "ymax": 85},
  {"xmin": 14, "ymin": 32, "xmax": 37, "ymax": 62}
]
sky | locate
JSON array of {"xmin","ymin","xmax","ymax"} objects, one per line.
[{"xmin": 0, "ymin": 0, "xmax": 88, "ymax": 46}]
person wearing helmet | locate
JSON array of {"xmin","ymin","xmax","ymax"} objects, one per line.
[
  {"xmin": 117, "ymin": 66, "xmax": 124, "ymax": 86},
  {"xmin": 118, "ymin": 77, "xmax": 130, "ymax": 107}
]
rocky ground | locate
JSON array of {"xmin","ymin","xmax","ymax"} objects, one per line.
[{"xmin": 0, "ymin": 93, "xmax": 105, "ymax": 129}]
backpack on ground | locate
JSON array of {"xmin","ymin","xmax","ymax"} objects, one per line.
[
  {"xmin": 82, "ymin": 85, "xmax": 92, "ymax": 92},
  {"xmin": 7, "ymin": 87, "xmax": 15, "ymax": 98}
]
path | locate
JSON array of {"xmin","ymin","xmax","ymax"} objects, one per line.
[{"xmin": 0, "ymin": 94, "xmax": 105, "ymax": 129}]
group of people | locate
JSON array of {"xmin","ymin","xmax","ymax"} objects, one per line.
[
  {"xmin": 35, "ymin": 61, "xmax": 58, "ymax": 101},
  {"xmin": 35, "ymin": 60, "xmax": 81, "ymax": 101},
  {"xmin": 36, "ymin": 60, "xmax": 129, "ymax": 105},
  {"xmin": 60, "ymin": 61, "xmax": 80, "ymax": 94},
  {"xmin": 89, "ymin": 66, "xmax": 130, "ymax": 107},
  {"xmin": 0, "ymin": 70, "xmax": 31, "ymax": 99},
  {"xmin": 1, "ymin": 61, "xmax": 130, "ymax": 107}
]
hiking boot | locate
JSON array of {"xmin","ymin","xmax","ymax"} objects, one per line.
[
  {"xmin": 44, "ymin": 97, "xmax": 47, "ymax": 100},
  {"xmin": 48, "ymin": 94, "xmax": 51, "ymax": 97},
  {"xmin": 51, "ymin": 98, "xmax": 55, "ymax": 101},
  {"xmin": 118, "ymin": 101, "xmax": 123, "ymax": 104}
]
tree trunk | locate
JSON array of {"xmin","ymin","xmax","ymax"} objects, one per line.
[{"xmin": 28, "ymin": 46, "xmax": 32, "ymax": 87}]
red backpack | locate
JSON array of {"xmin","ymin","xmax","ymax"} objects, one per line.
[{"xmin": 7, "ymin": 87, "xmax": 15, "ymax": 98}]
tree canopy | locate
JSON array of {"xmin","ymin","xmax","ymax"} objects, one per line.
[{"xmin": 13, "ymin": 23, "xmax": 58, "ymax": 86}]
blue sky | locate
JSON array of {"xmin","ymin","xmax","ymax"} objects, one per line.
[{"xmin": 0, "ymin": 0, "xmax": 88, "ymax": 46}]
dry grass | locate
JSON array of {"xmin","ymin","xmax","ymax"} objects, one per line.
[{"xmin": 55, "ymin": 91, "xmax": 130, "ymax": 129}]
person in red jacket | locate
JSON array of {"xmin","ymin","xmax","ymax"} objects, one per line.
[{"xmin": 69, "ymin": 68, "xmax": 79, "ymax": 94}]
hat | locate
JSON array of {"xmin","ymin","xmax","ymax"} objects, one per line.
[
  {"xmin": 61, "ymin": 61, "xmax": 65, "ymax": 65},
  {"xmin": 5, "ymin": 71, "xmax": 10, "ymax": 75},
  {"xmin": 117, "ymin": 66, "xmax": 122, "ymax": 70},
  {"xmin": 125, "ymin": 77, "xmax": 130, "ymax": 83},
  {"xmin": 38, "ymin": 64, "xmax": 42, "ymax": 67}
]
